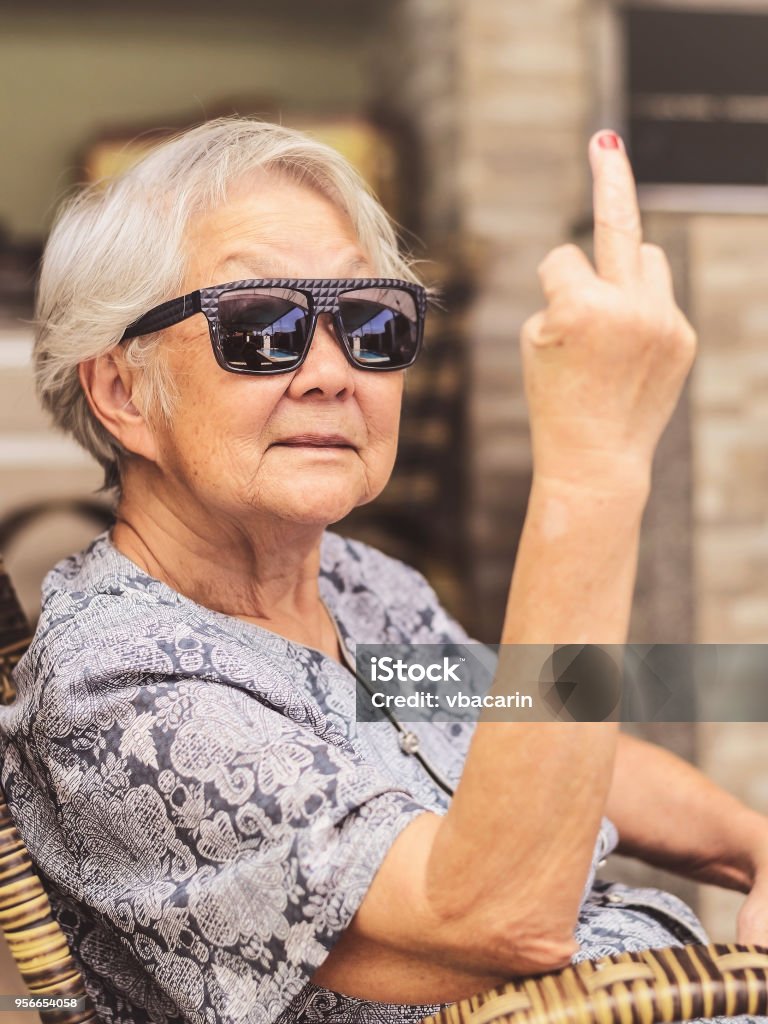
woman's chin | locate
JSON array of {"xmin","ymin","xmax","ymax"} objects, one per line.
[
  {"xmin": 255, "ymin": 483, "xmax": 368, "ymax": 528},
  {"xmin": 277, "ymin": 505, "xmax": 355, "ymax": 527}
]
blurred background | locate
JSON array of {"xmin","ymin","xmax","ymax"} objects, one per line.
[{"xmin": 3, "ymin": 0, "xmax": 768, "ymax": 1013}]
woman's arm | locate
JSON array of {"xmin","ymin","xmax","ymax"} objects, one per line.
[
  {"xmin": 606, "ymin": 731, "xmax": 768, "ymax": 947},
  {"xmin": 314, "ymin": 133, "xmax": 696, "ymax": 1002},
  {"xmin": 607, "ymin": 731, "xmax": 768, "ymax": 892},
  {"xmin": 313, "ymin": 482, "xmax": 639, "ymax": 1003}
]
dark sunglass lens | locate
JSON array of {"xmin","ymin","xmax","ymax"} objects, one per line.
[
  {"xmin": 218, "ymin": 288, "xmax": 310, "ymax": 371},
  {"xmin": 338, "ymin": 288, "xmax": 420, "ymax": 368}
]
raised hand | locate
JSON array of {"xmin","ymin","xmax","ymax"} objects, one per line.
[{"xmin": 521, "ymin": 131, "xmax": 696, "ymax": 494}]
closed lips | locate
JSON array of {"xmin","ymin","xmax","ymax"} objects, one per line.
[{"xmin": 272, "ymin": 435, "xmax": 356, "ymax": 447}]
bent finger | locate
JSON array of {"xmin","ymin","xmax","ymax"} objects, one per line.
[
  {"xmin": 538, "ymin": 244, "xmax": 596, "ymax": 303},
  {"xmin": 590, "ymin": 131, "xmax": 643, "ymax": 286},
  {"xmin": 640, "ymin": 243, "xmax": 674, "ymax": 296},
  {"xmin": 521, "ymin": 310, "xmax": 560, "ymax": 349}
]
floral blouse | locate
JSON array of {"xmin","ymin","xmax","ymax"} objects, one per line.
[{"xmin": 0, "ymin": 532, "xmax": 752, "ymax": 1024}]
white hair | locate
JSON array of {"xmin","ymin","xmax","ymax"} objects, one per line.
[{"xmin": 34, "ymin": 117, "xmax": 422, "ymax": 490}]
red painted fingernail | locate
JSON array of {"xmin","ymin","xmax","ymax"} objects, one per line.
[{"xmin": 597, "ymin": 131, "xmax": 622, "ymax": 150}]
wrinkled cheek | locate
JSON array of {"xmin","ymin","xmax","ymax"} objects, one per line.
[
  {"xmin": 363, "ymin": 397, "xmax": 402, "ymax": 487},
  {"xmin": 209, "ymin": 433, "xmax": 267, "ymax": 485},
  {"xmin": 372, "ymin": 403, "xmax": 402, "ymax": 456},
  {"xmin": 367, "ymin": 380, "xmax": 403, "ymax": 442},
  {"xmin": 361, "ymin": 435, "xmax": 400, "ymax": 503},
  {"xmin": 172, "ymin": 425, "xmax": 263, "ymax": 497}
]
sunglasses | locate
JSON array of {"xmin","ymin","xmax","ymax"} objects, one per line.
[{"xmin": 120, "ymin": 277, "xmax": 427, "ymax": 375}]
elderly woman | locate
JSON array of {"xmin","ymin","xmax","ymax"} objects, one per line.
[{"xmin": 1, "ymin": 118, "xmax": 768, "ymax": 1024}]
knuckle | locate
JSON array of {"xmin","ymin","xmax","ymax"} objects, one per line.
[
  {"xmin": 555, "ymin": 286, "xmax": 610, "ymax": 332},
  {"xmin": 536, "ymin": 256, "xmax": 553, "ymax": 281},
  {"xmin": 637, "ymin": 306, "xmax": 674, "ymax": 344},
  {"xmin": 641, "ymin": 243, "xmax": 673, "ymax": 281},
  {"xmin": 523, "ymin": 310, "xmax": 561, "ymax": 349},
  {"xmin": 655, "ymin": 304, "xmax": 693, "ymax": 340},
  {"xmin": 538, "ymin": 243, "xmax": 584, "ymax": 279},
  {"xmin": 637, "ymin": 304, "xmax": 697, "ymax": 362},
  {"xmin": 594, "ymin": 208, "xmax": 641, "ymax": 240},
  {"xmin": 675, "ymin": 316, "xmax": 698, "ymax": 358},
  {"xmin": 521, "ymin": 312, "xmax": 544, "ymax": 341},
  {"xmin": 537, "ymin": 247, "xmax": 558, "ymax": 275},
  {"xmin": 553, "ymin": 242, "xmax": 582, "ymax": 261},
  {"xmin": 640, "ymin": 242, "xmax": 665, "ymax": 259}
]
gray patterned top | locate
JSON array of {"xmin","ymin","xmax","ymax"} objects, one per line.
[{"xmin": 0, "ymin": 531, "xmax": 736, "ymax": 1024}]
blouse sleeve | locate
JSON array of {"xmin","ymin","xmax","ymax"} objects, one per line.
[{"xmin": 53, "ymin": 675, "xmax": 428, "ymax": 1024}]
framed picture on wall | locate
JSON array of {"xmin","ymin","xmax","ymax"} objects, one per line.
[{"xmin": 79, "ymin": 103, "xmax": 402, "ymax": 218}]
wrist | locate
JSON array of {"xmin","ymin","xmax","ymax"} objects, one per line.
[
  {"xmin": 506, "ymin": 476, "xmax": 646, "ymax": 646},
  {"xmin": 531, "ymin": 443, "xmax": 652, "ymax": 503},
  {"xmin": 744, "ymin": 814, "xmax": 768, "ymax": 888},
  {"xmin": 713, "ymin": 810, "xmax": 768, "ymax": 892},
  {"xmin": 530, "ymin": 467, "xmax": 651, "ymax": 510}
]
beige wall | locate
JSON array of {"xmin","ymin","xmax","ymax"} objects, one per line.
[
  {"xmin": 458, "ymin": 0, "xmax": 594, "ymax": 634},
  {"xmin": 1, "ymin": 8, "xmax": 376, "ymax": 239}
]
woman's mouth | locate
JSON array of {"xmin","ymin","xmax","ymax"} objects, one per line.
[{"xmin": 272, "ymin": 434, "xmax": 356, "ymax": 449}]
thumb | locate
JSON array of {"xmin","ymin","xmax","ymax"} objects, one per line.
[{"xmin": 737, "ymin": 885, "xmax": 768, "ymax": 946}]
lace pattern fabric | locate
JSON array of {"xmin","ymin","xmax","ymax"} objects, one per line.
[{"xmin": 0, "ymin": 532, "xmax": 760, "ymax": 1024}]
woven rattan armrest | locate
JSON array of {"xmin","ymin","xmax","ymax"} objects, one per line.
[
  {"xmin": 0, "ymin": 789, "xmax": 96, "ymax": 1023},
  {"xmin": 420, "ymin": 943, "xmax": 768, "ymax": 1024}
]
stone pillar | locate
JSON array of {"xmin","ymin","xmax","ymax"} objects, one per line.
[{"xmin": 452, "ymin": 0, "xmax": 596, "ymax": 638}]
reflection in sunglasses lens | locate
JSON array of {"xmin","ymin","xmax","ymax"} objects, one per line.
[
  {"xmin": 339, "ymin": 288, "xmax": 419, "ymax": 368},
  {"xmin": 219, "ymin": 289, "xmax": 310, "ymax": 371}
]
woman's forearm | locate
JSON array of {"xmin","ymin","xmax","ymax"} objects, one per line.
[
  {"xmin": 424, "ymin": 478, "xmax": 646, "ymax": 966},
  {"xmin": 607, "ymin": 732, "xmax": 768, "ymax": 891},
  {"xmin": 502, "ymin": 474, "xmax": 649, "ymax": 646}
]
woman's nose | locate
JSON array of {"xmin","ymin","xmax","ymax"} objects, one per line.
[{"xmin": 289, "ymin": 313, "xmax": 355, "ymax": 398}]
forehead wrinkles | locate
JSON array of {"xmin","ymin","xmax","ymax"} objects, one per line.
[
  {"xmin": 219, "ymin": 250, "xmax": 373, "ymax": 280},
  {"xmin": 184, "ymin": 186, "xmax": 370, "ymax": 284},
  {"xmin": 188, "ymin": 173, "xmax": 359, "ymax": 249}
]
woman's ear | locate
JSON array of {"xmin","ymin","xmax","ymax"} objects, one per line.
[{"xmin": 78, "ymin": 351, "xmax": 159, "ymax": 464}]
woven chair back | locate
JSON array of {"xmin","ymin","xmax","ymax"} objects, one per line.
[{"xmin": 0, "ymin": 557, "xmax": 96, "ymax": 1023}]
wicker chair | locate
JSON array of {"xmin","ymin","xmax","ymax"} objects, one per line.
[
  {"xmin": 2, "ymin": 557, "xmax": 768, "ymax": 1024},
  {"xmin": 0, "ymin": 558, "xmax": 96, "ymax": 1024}
]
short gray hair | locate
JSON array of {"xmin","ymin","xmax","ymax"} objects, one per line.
[{"xmin": 34, "ymin": 117, "xmax": 422, "ymax": 491}]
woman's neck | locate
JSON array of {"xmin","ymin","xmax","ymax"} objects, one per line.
[{"xmin": 111, "ymin": 490, "xmax": 343, "ymax": 663}]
